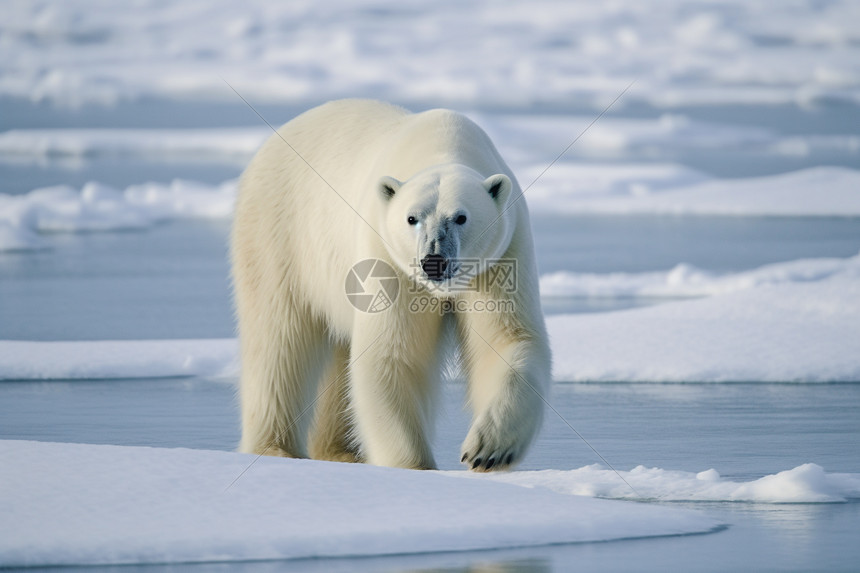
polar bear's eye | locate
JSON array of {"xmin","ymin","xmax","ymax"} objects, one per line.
[
  {"xmin": 455, "ymin": 214, "xmax": 467, "ymax": 225},
  {"xmin": 407, "ymin": 216, "xmax": 418, "ymax": 225}
]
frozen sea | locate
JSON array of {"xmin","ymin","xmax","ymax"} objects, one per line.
[
  {"xmin": 3, "ymin": 1, "xmax": 860, "ymax": 569},
  {"xmin": 2, "ymin": 100, "xmax": 860, "ymax": 569}
]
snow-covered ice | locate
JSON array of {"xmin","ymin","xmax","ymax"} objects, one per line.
[
  {"xmin": 479, "ymin": 112, "xmax": 803, "ymax": 161},
  {"xmin": 0, "ymin": 179, "xmax": 237, "ymax": 250},
  {"xmin": 7, "ymin": 115, "xmax": 856, "ymax": 163},
  {"xmin": 462, "ymin": 463, "xmax": 860, "ymax": 503},
  {"xmin": 541, "ymin": 251, "xmax": 860, "ymax": 298},
  {"xmin": 2, "ymin": 0, "xmax": 859, "ymax": 569},
  {"xmin": 477, "ymin": 113, "xmax": 860, "ymax": 164},
  {"xmin": 0, "ymin": 440, "xmax": 721, "ymax": 568},
  {"xmin": 0, "ymin": 128, "xmax": 268, "ymax": 161},
  {"xmin": 0, "ymin": 339, "xmax": 237, "ymax": 381},
  {"xmin": 2, "ymin": 0, "xmax": 859, "ymax": 109},
  {"xmin": 548, "ymin": 273, "xmax": 860, "ymax": 382},
  {"xmin": 525, "ymin": 166, "xmax": 860, "ymax": 216}
]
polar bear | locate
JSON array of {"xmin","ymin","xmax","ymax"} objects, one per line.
[{"xmin": 232, "ymin": 99, "xmax": 551, "ymax": 471}]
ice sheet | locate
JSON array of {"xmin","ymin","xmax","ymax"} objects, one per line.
[
  {"xmin": 0, "ymin": 440, "xmax": 720, "ymax": 568},
  {"xmin": 2, "ymin": 0, "xmax": 858, "ymax": 108}
]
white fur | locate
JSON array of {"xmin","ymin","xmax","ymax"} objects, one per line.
[{"xmin": 232, "ymin": 99, "xmax": 551, "ymax": 471}]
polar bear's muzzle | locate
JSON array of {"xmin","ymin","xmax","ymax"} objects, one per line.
[{"xmin": 418, "ymin": 222, "xmax": 460, "ymax": 282}]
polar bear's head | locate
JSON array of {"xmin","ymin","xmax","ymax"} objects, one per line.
[{"xmin": 376, "ymin": 164, "xmax": 515, "ymax": 294}]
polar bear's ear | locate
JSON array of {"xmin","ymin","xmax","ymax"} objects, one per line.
[
  {"xmin": 378, "ymin": 176, "xmax": 402, "ymax": 201},
  {"xmin": 483, "ymin": 174, "xmax": 512, "ymax": 205}
]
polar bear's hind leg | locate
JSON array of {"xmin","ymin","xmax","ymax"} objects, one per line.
[
  {"xmin": 309, "ymin": 343, "xmax": 362, "ymax": 463},
  {"xmin": 238, "ymin": 293, "xmax": 330, "ymax": 459}
]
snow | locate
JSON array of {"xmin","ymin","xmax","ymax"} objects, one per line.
[
  {"xmin": 0, "ymin": 128, "xmax": 268, "ymax": 161},
  {"xmin": 1, "ymin": 0, "xmax": 859, "ymax": 109},
  {"xmin": 0, "ymin": 339, "xmax": 237, "ymax": 381},
  {"xmin": 0, "ymin": 439, "xmax": 720, "ymax": 568},
  {"xmin": 477, "ymin": 113, "xmax": 776, "ymax": 161},
  {"xmin": 547, "ymin": 274, "xmax": 860, "ymax": 383},
  {"xmin": 525, "ymin": 166, "xmax": 860, "ymax": 216},
  {"xmin": 11, "ymin": 114, "xmax": 855, "ymax": 163},
  {"xmin": 463, "ymin": 463, "xmax": 860, "ymax": 503},
  {"xmin": 2, "ymin": 1, "xmax": 858, "ymax": 567},
  {"xmin": 0, "ymin": 179, "xmax": 237, "ymax": 250},
  {"xmin": 541, "ymin": 252, "xmax": 860, "ymax": 298}
]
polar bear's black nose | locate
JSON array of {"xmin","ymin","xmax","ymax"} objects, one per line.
[{"xmin": 421, "ymin": 254, "xmax": 448, "ymax": 281}]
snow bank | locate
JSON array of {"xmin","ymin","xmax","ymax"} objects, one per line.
[
  {"xmin": 0, "ymin": 339, "xmax": 237, "ymax": 380},
  {"xmin": 525, "ymin": 166, "xmax": 860, "ymax": 216},
  {"xmin": 0, "ymin": 179, "xmax": 237, "ymax": 251},
  {"xmin": 541, "ymin": 252, "xmax": 860, "ymax": 298},
  {"xmin": 0, "ymin": 440, "xmax": 719, "ymax": 568},
  {"xmin": 0, "ymin": 128, "xmax": 268, "ymax": 160},
  {"xmin": 548, "ymin": 274, "xmax": 860, "ymax": 382},
  {"xmin": 2, "ymin": 0, "xmax": 859, "ymax": 108},
  {"xmin": 461, "ymin": 463, "xmax": 860, "ymax": 503}
]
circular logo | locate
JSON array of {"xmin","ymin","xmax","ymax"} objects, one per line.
[{"xmin": 345, "ymin": 258, "xmax": 399, "ymax": 313}]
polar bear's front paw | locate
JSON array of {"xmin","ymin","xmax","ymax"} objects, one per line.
[{"xmin": 460, "ymin": 414, "xmax": 534, "ymax": 472}]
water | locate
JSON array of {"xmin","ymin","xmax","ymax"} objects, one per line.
[
  {"xmin": 2, "ymin": 97, "xmax": 860, "ymax": 571},
  {"xmin": 0, "ymin": 220, "xmax": 234, "ymax": 340},
  {"xmin": 3, "ymin": 379, "xmax": 859, "ymax": 477}
]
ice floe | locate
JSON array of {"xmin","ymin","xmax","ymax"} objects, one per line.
[
  {"xmin": 541, "ymin": 252, "xmax": 860, "ymax": 298},
  {"xmin": 0, "ymin": 439, "xmax": 720, "ymax": 568},
  {"xmin": 0, "ymin": 338, "xmax": 238, "ymax": 381},
  {"xmin": 525, "ymin": 166, "xmax": 860, "ymax": 216},
  {"xmin": 459, "ymin": 463, "xmax": 860, "ymax": 503},
  {"xmin": 547, "ymin": 273, "xmax": 860, "ymax": 382},
  {"xmin": 0, "ymin": 179, "xmax": 237, "ymax": 250}
]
